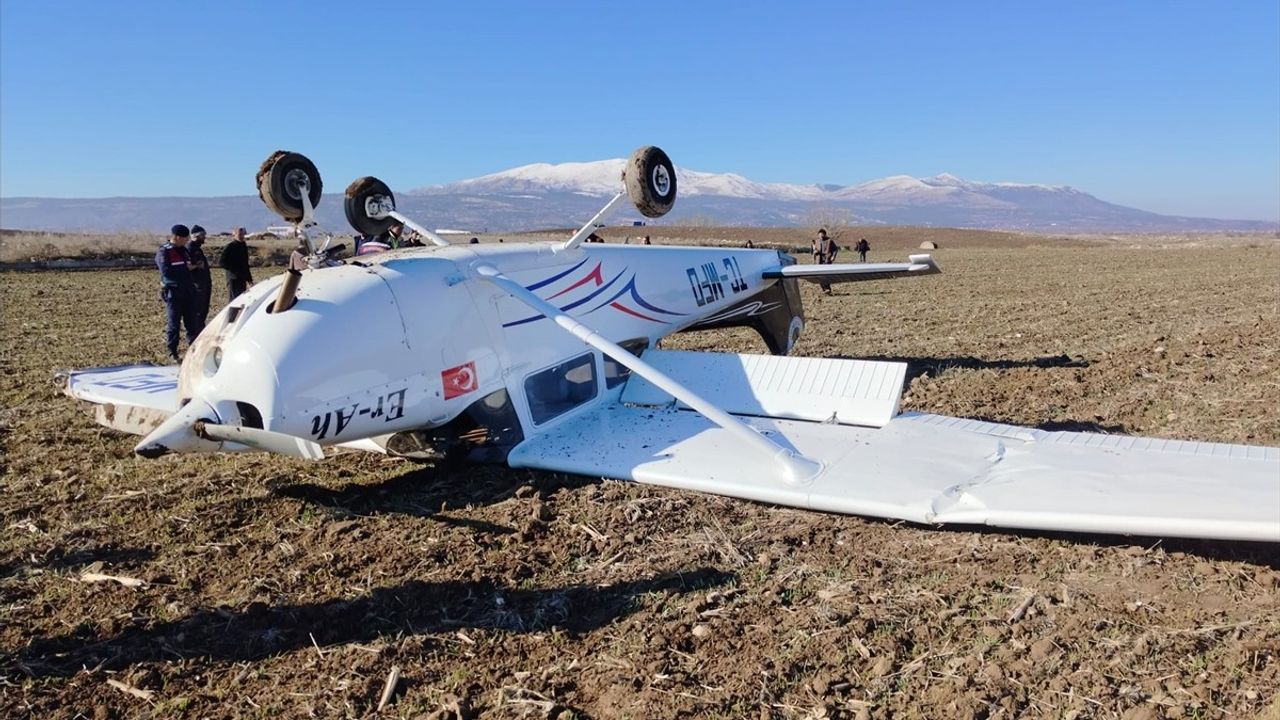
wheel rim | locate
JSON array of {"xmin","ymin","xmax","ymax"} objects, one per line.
[
  {"xmin": 364, "ymin": 194, "xmax": 393, "ymax": 218},
  {"xmin": 284, "ymin": 168, "xmax": 310, "ymax": 201},
  {"xmin": 651, "ymin": 165, "xmax": 671, "ymax": 198}
]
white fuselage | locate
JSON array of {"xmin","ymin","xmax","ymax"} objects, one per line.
[{"xmin": 179, "ymin": 241, "xmax": 787, "ymax": 447}]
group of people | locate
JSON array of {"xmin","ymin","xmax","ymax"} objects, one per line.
[
  {"xmin": 810, "ymin": 229, "xmax": 870, "ymax": 263},
  {"xmin": 155, "ymin": 225, "xmax": 254, "ymax": 360},
  {"xmin": 810, "ymin": 229, "xmax": 872, "ymax": 295}
]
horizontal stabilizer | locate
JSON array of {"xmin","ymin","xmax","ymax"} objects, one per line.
[
  {"xmin": 621, "ymin": 350, "xmax": 906, "ymax": 427},
  {"xmin": 63, "ymin": 364, "xmax": 180, "ymax": 413},
  {"xmin": 766, "ymin": 255, "xmax": 940, "ymax": 284}
]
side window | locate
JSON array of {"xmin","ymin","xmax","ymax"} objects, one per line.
[
  {"xmin": 604, "ymin": 338, "xmax": 649, "ymax": 389},
  {"xmin": 524, "ymin": 353, "xmax": 598, "ymax": 425}
]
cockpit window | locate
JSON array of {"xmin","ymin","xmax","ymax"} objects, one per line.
[
  {"xmin": 604, "ymin": 338, "xmax": 649, "ymax": 389},
  {"xmin": 524, "ymin": 353, "xmax": 598, "ymax": 425}
]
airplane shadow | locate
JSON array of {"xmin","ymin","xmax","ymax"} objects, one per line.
[
  {"xmin": 272, "ymin": 462, "xmax": 599, "ymax": 534},
  {"xmin": 833, "ymin": 353, "xmax": 1118, "ymax": 431},
  {"xmin": 917, "ymin": 521, "xmax": 1280, "ymax": 569},
  {"xmin": 10, "ymin": 567, "xmax": 736, "ymax": 679},
  {"xmin": 0, "ymin": 545, "xmax": 156, "ymax": 579},
  {"xmin": 832, "ymin": 352, "xmax": 1091, "ymax": 386}
]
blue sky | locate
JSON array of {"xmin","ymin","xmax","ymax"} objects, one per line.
[{"xmin": 2, "ymin": 1, "xmax": 1277, "ymax": 220}]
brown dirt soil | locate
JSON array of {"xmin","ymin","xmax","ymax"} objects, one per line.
[{"xmin": 2, "ymin": 244, "xmax": 1279, "ymax": 719}]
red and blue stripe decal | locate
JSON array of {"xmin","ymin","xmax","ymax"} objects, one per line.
[{"xmin": 504, "ymin": 261, "xmax": 686, "ymax": 328}]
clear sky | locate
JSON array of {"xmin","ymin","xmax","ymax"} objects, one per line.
[{"xmin": 2, "ymin": 1, "xmax": 1277, "ymax": 220}]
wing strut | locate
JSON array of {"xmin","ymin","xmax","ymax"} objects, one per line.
[
  {"xmin": 560, "ymin": 192, "xmax": 630, "ymax": 252},
  {"xmin": 473, "ymin": 263, "xmax": 824, "ymax": 486}
]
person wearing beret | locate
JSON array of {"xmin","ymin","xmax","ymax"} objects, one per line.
[{"xmin": 155, "ymin": 224, "xmax": 204, "ymax": 361}]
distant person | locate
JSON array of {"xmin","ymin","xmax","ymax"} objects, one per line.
[
  {"xmin": 188, "ymin": 225, "xmax": 213, "ymax": 324},
  {"xmin": 814, "ymin": 228, "xmax": 833, "ymax": 295},
  {"xmin": 643, "ymin": 235, "xmax": 651, "ymax": 245},
  {"xmin": 856, "ymin": 237, "xmax": 870, "ymax": 263},
  {"xmin": 744, "ymin": 239, "xmax": 755, "ymax": 249},
  {"xmin": 826, "ymin": 236, "xmax": 840, "ymax": 263},
  {"xmin": 812, "ymin": 228, "xmax": 828, "ymax": 264},
  {"xmin": 373, "ymin": 222, "xmax": 405, "ymax": 248},
  {"xmin": 219, "ymin": 226, "xmax": 253, "ymax": 301},
  {"xmin": 402, "ymin": 229, "xmax": 425, "ymax": 247},
  {"xmin": 155, "ymin": 225, "xmax": 203, "ymax": 361}
]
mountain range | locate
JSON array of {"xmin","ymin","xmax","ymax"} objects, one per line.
[{"xmin": 2, "ymin": 160, "xmax": 1274, "ymax": 234}]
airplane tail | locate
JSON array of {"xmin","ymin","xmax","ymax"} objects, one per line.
[{"xmin": 684, "ymin": 276, "xmax": 806, "ymax": 356}]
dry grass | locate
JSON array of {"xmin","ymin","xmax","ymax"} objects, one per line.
[{"xmin": 0, "ymin": 230, "xmax": 304, "ymax": 265}]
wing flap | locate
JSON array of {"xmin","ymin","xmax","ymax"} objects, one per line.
[
  {"xmin": 621, "ymin": 350, "xmax": 906, "ymax": 427},
  {"xmin": 509, "ymin": 403, "xmax": 1280, "ymax": 542}
]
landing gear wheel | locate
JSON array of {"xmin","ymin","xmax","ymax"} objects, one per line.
[
  {"xmin": 344, "ymin": 176, "xmax": 397, "ymax": 237},
  {"xmin": 625, "ymin": 145, "xmax": 677, "ymax": 218},
  {"xmin": 257, "ymin": 151, "xmax": 323, "ymax": 223}
]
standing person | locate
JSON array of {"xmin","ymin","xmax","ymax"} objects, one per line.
[
  {"xmin": 156, "ymin": 225, "xmax": 203, "ymax": 361},
  {"xmin": 814, "ymin": 228, "xmax": 833, "ymax": 295},
  {"xmin": 219, "ymin": 226, "xmax": 254, "ymax": 301},
  {"xmin": 188, "ymin": 225, "xmax": 213, "ymax": 324},
  {"xmin": 856, "ymin": 237, "xmax": 870, "ymax": 263},
  {"xmin": 812, "ymin": 228, "xmax": 830, "ymax": 264},
  {"xmin": 643, "ymin": 235, "xmax": 651, "ymax": 245}
]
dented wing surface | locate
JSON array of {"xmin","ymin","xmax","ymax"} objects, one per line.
[{"xmin": 510, "ymin": 405, "xmax": 1280, "ymax": 543}]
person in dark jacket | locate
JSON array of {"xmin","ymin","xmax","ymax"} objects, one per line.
[
  {"xmin": 188, "ymin": 224, "xmax": 213, "ymax": 324},
  {"xmin": 373, "ymin": 222, "xmax": 406, "ymax": 248},
  {"xmin": 155, "ymin": 224, "xmax": 204, "ymax": 360},
  {"xmin": 219, "ymin": 226, "xmax": 253, "ymax": 300},
  {"xmin": 856, "ymin": 237, "xmax": 871, "ymax": 263},
  {"xmin": 814, "ymin": 228, "xmax": 833, "ymax": 295}
]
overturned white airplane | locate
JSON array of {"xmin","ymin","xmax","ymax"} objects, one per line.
[{"xmin": 65, "ymin": 148, "xmax": 1279, "ymax": 543}]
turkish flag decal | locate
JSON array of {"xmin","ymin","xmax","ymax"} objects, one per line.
[{"xmin": 441, "ymin": 361, "xmax": 478, "ymax": 400}]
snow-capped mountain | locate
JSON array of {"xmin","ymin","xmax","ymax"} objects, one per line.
[
  {"xmin": 414, "ymin": 159, "xmax": 830, "ymax": 201},
  {"xmin": 2, "ymin": 160, "xmax": 1275, "ymax": 234},
  {"xmin": 411, "ymin": 159, "xmax": 1142, "ymax": 219}
]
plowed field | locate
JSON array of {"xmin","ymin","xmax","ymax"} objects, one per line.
[{"xmin": 2, "ymin": 239, "xmax": 1278, "ymax": 719}]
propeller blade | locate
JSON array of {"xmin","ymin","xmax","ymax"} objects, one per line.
[{"xmin": 198, "ymin": 423, "xmax": 324, "ymax": 460}]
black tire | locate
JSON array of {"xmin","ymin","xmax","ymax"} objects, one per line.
[
  {"xmin": 625, "ymin": 145, "xmax": 677, "ymax": 218},
  {"xmin": 344, "ymin": 176, "xmax": 397, "ymax": 237},
  {"xmin": 256, "ymin": 151, "xmax": 323, "ymax": 222}
]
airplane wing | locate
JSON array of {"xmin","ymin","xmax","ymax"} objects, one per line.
[
  {"xmin": 62, "ymin": 364, "xmax": 180, "ymax": 436},
  {"xmin": 508, "ymin": 349, "xmax": 1280, "ymax": 543},
  {"xmin": 766, "ymin": 254, "xmax": 940, "ymax": 284}
]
